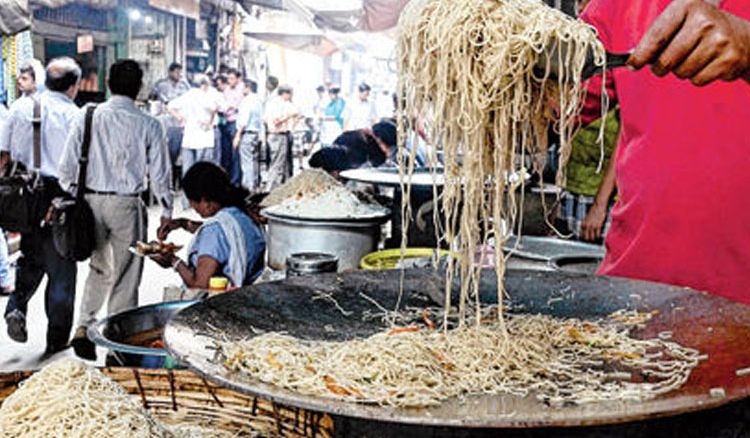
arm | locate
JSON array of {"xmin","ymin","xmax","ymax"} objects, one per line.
[
  {"xmin": 629, "ymin": 0, "xmax": 750, "ymax": 86},
  {"xmin": 57, "ymin": 111, "xmax": 85, "ymax": 193},
  {"xmin": 580, "ymin": 143, "xmax": 618, "ymax": 242},
  {"xmin": 151, "ymin": 253, "xmax": 221, "ymax": 289},
  {"xmin": 157, "ymin": 217, "xmax": 202, "ymax": 241}
]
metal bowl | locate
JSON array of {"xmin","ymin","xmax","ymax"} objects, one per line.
[
  {"xmin": 88, "ymin": 300, "xmax": 197, "ymax": 368},
  {"xmin": 548, "ymin": 254, "xmax": 604, "ymax": 275}
]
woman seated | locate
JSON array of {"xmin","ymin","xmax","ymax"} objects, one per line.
[{"xmin": 149, "ymin": 162, "xmax": 266, "ymax": 288}]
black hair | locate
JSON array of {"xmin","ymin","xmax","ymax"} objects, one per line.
[
  {"xmin": 108, "ymin": 59, "xmax": 143, "ymax": 99},
  {"xmin": 168, "ymin": 62, "xmax": 183, "ymax": 72},
  {"xmin": 183, "ymin": 161, "xmax": 250, "ymax": 210},
  {"xmin": 266, "ymin": 76, "xmax": 279, "ymax": 90},
  {"xmin": 309, "ymin": 146, "xmax": 351, "ymax": 173},
  {"xmin": 316, "ymin": 85, "xmax": 325, "ymax": 93},
  {"xmin": 372, "ymin": 120, "xmax": 397, "ymax": 148},
  {"xmin": 358, "ymin": 83, "xmax": 371, "ymax": 92},
  {"xmin": 328, "ymin": 87, "xmax": 340, "ymax": 95},
  {"xmin": 227, "ymin": 68, "xmax": 241, "ymax": 78},
  {"xmin": 277, "ymin": 85, "xmax": 293, "ymax": 96},
  {"xmin": 244, "ymin": 79, "xmax": 258, "ymax": 93},
  {"xmin": 18, "ymin": 66, "xmax": 35, "ymax": 81},
  {"xmin": 215, "ymin": 75, "xmax": 228, "ymax": 85}
]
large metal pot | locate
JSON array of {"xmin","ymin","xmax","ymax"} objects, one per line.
[
  {"xmin": 88, "ymin": 300, "xmax": 197, "ymax": 368},
  {"xmin": 263, "ymin": 211, "xmax": 388, "ymax": 272}
]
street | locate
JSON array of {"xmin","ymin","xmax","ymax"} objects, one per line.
[{"xmin": 0, "ymin": 204, "xmax": 199, "ymax": 371}]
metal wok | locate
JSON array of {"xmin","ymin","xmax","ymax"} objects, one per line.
[{"xmin": 164, "ymin": 269, "xmax": 750, "ymax": 429}]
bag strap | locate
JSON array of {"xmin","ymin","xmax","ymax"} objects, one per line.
[
  {"xmin": 32, "ymin": 96, "xmax": 41, "ymax": 170},
  {"xmin": 76, "ymin": 105, "xmax": 96, "ymax": 200}
]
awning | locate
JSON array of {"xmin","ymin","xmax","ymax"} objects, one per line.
[
  {"xmin": 0, "ymin": 0, "xmax": 32, "ymax": 36},
  {"xmin": 238, "ymin": 0, "xmax": 408, "ymax": 32},
  {"xmin": 148, "ymin": 0, "xmax": 200, "ymax": 20},
  {"xmin": 243, "ymin": 9, "xmax": 330, "ymax": 53}
]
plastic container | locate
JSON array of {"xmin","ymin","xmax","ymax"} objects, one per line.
[{"xmin": 360, "ymin": 248, "xmax": 454, "ymax": 270}]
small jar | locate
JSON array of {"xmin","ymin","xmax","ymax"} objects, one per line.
[
  {"xmin": 286, "ymin": 253, "xmax": 339, "ymax": 278},
  {"xmin": 208, "ymin": 276, "xmax": 229, "ymax": 293}
]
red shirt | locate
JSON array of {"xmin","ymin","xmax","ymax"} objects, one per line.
[{"xmin": 582, "ymin": 0, "xmax": 750, "ymax": 304}]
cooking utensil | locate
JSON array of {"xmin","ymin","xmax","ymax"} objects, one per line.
[
  {"xmin": 263, "ymin": 210, "xmax": 388, "ymax": 272},
  {"xmin": 165, "ymin": 269, "xmax": 750, "ymax": 429},
  {"xmin": 535, "ymin": 40, "xmax": 630, "ymax": 81},
  {"xmin": 503, "ymin": 235, "xmax": 605, "ymax": 261}
]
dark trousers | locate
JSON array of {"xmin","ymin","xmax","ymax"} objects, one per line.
[
  {"xmin": 5, "ymin": 227, "xmax": 77, "ymax": 348},
  {"xmin": 219, "ymin": 121, "xmax": 242, "ymax": 186}
]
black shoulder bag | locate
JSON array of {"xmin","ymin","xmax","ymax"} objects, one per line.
[
  {"xmin": 50, "ymin": 105, "xmax": 97, "ymax": 261},
  {"xmin": 0, "ymin": 97, "xmax": 49, "ymax": 233}
]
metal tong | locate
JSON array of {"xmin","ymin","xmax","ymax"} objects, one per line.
[{"xmin": 534, "ymin": 40, "xmax": 631, "ymax": 81}]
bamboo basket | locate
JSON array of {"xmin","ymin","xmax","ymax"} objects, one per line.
[{"xmin": 0, "ymin": 367, "xmax": 334, "ymax": 437}]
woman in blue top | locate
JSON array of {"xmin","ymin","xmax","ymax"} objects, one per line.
[{"xmin": 150, "ymin": 162, "xmax": 266, "ymax": 288}]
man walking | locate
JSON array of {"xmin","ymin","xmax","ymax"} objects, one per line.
[
  {"xmin": 221, "ymin": 68, "xmax": 245, "ymax": 185},
  {"xmin": 59, "ymin": 60, "xmax": 174, "ymax": 360},
  {"xmin": 234, "ymin": 79, "xmax": 263, "ymax": 191},
  {"xmin": 168, "ymin": 74, "xmax": 221, "ymax": 181},
  {"xmin": 151, "ymin": 62, "xmax": 190, "ymax": 177},
  {"xmin": 1, "ymin": 57, "xmax": 81, "ymax": 357},
  {"xmin": 348, "ymin": 83, "xmax": 378, "ymax": 130},
  {"xmin": 264, "ymin": 85, "xmax": 300, "ymax": 189}
]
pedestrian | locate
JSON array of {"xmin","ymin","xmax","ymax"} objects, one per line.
[
  {"xmin": 213, "ymin": 75, "xmax": 229, "ymax": 168},
  {"xmin": 167, "ymin": 74, "xmax": 221, "ymax": 188},
  {"xmin": 151, "ymin": 62, "xmax": 191, "ymax": 179},
  {"xmin": 59, "ymin": 60, "xmax": 174, "ymax": 360},
  {"xmin": 348, "ymin": 83, "xmax": 378, "ymax": 130},
  {"xmin": 233, "ymin": 79, "xmax": 263, "ymax": 192},
  {"xmin": 263, "ymin": 85, "xmax": 300, "ymax": 189},
  {"xmin": 0, "ymin": 57, "xmax": 81, "ymax": 358},
  {"xmin": 320, "ymin": 87, "xmax": 345, "ymax": 147},
  {"xmin": 221, "ymin": 68, "xmax": 245, "ymax": 185}
]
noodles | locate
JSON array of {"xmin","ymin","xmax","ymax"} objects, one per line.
[
  {"xmin": 396, "ymin": 0, "xmax": 607, "ymax": 326},
  {"xmin": 218, "ymin": 312, "xmax": 702, "ymax": 408},
  {"xmin": 214, "ymin": 0, "xmax": 703, "ymax": 410},
  {"xmin": 0, "ymin": 360, "xmax": 236, "ymax": 438}
]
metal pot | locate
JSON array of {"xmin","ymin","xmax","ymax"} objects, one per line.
[
  {"xmin": 88, "ymin": 300, "xmax": 197, "ymax": 368},
  {"xmin": 264, "ymin": 211, "xmax": 388, "ymax": 272}
]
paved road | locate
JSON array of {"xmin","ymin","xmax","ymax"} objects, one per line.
[{"xmin": 0, "ymin": 205, "xmax": 199, "ymax": 371}]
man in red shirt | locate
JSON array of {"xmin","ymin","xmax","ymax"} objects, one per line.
[{"xmin": 582, "ymin": 0, "xmax": 750, "ymax": 303}]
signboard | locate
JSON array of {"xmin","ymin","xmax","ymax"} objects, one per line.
[
  {"xmin": 148, "ymin": 0, "xmax": 200, "ymax": 20},
  {"xmin": 77, "ymin": 34, "xmax": 94, "ymax": 53}
]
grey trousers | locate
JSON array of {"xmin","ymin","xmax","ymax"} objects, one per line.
[
  {"xmin": 77, "ymin": 194, "xmax": 147, "ymax": 328},
  {"xmin": 240, "ymin": 132, "xmax": 261, "ymax": 191},
  {"xmin": 267, "ymin": 132, "xmax": 291, "ymax": 189}
]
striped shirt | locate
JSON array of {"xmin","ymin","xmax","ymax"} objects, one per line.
[{"xmin": 58, "ymin": 95, "xmax": 174, "ymax": 217}]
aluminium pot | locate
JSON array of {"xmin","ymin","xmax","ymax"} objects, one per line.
[{"xmin": 263, "ymin": 210, "xmax": 389, "ymax": 272}]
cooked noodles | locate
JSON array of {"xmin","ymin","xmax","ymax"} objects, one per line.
[
  {"xmin": 219, "ymin": 312, "xmax": 702, "ymax": 408},
  {"xmin": 214, "ymin": 0, "xmax": 702, "ymax": 410},
  {"xmin": 397, "ymin": 0, "xmax": 608, "ymax": 327},
  {"xmin": 0, "ymin": 359, "xmax": 236, "ymax": 438}
]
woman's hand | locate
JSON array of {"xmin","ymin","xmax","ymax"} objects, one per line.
[
  {"xmin": 580, "ymin": 203, "xmax": 608, "ymax": 242},
  {"xmin": 629, "ymin": 0, "xmax": 750, "ymax": 86},
  {"xmin": 157, "ymin": 217, "xmax": 182, "ymax": 241},
  {"xmin": 149, "ymin": 252, "xmax": 177, "ymax": 269}
]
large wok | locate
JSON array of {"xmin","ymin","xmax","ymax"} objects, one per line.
[{"xmin": 164, "ymin": 269, "xmax": 750, "ymax": 431}]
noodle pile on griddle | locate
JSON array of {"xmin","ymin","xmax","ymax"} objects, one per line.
[{"xmin": 215, "ymin": 0, "xmax": 702, "ymax": 408}]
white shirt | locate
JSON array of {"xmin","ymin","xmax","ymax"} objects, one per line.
[
  {"xmin": 236, "ymin": 93, "xmax": 264, "ymax": 133},
  {"xmin": 264, "ymin": 98, "xmax": 298, "ymax": 133},
  {"xmin": 0, "ymin": 104, "xmax": 8, "ymax": 126},
  {"xmin": 0, "ymin": 91, "xmax": 79, "ymax": 178},
  {"xmin": 348, "ymin": 98, "xmax": 378, "ymax": 130},
  {"xmin": 168, "ymin": 87, "xmax": 221, "ymax": 150},
  {"xmin": 58, "ymin": 96, "xmax": 174, "ymax": 218}
]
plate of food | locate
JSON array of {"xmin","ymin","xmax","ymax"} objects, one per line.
[{"xmin": 129, "ymin": 241, "xmax": 182, "ymax": 257}]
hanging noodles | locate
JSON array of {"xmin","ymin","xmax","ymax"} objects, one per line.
[
  {"xmin": 215, "ymin": 0, "xmax": 701, "ymax": 409},
  {"xmin": 0, "ymin": 359, "xmax": 235, "ymax": 438},
  {"xmin": 397, "ymin": 0, "xmax": 607, "ymax": 327}
]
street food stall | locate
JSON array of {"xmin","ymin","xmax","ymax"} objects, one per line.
[{"xmin": 2, "ymin": 0, "xmax": 750, "ymax": 436}]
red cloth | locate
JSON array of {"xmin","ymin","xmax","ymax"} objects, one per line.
[{"xmin": 582, "ymin": 0, "xmax": 750, "ymax": 304}]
